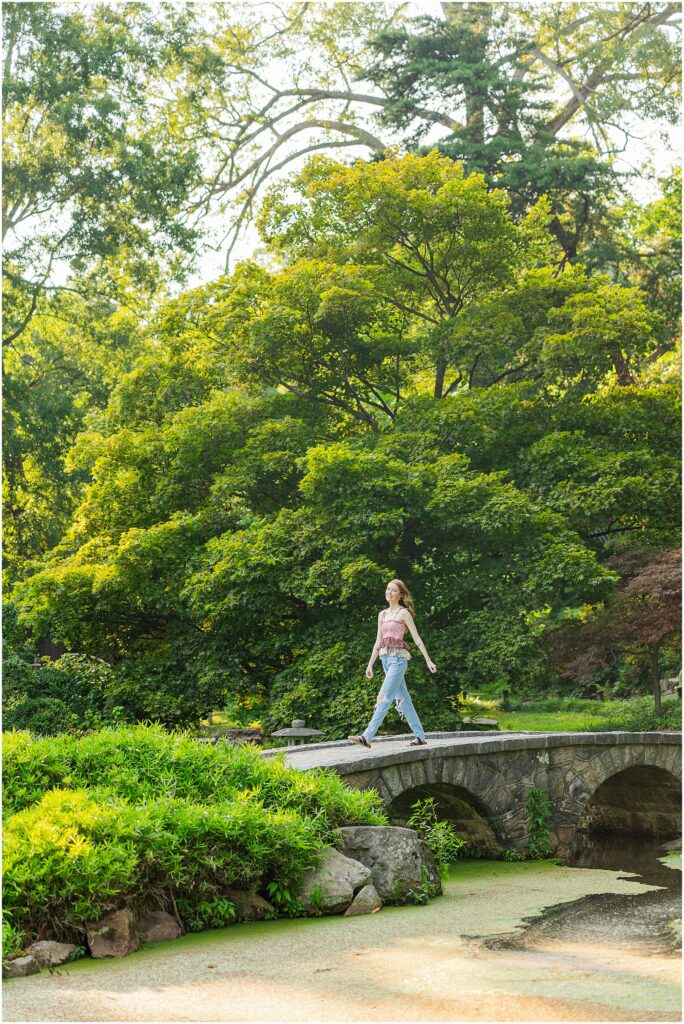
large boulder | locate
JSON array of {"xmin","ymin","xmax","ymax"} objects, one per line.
[
  {"xmin": 25, "ymin": 940, "xmax": 77, "ymax": 968},
  {"xmin": 136, "ymin": 911, "xmax": 181, "ymax": 944},
  {"xmin": 86, "ymin": 909, "xmax": 140, "ymax": 959},
  {"xmin": 224, "ymin": 890, "xmax": 275, "ymax": 922},
  {"xmin": 337, "ymin": 826, "xmax": 441, "ymax": 902},
  {"xmin": 300, "ymin": 848, "xmax": 372, "ymax": 914}
]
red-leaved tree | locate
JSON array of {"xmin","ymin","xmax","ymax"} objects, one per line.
[{"xmin": 546, "ymin": 548, "xmax": 681, "ymax": 714}]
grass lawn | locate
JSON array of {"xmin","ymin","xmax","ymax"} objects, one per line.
[
  {"xmin": 497, "ymin": 703, "xmax": 627, "ymax": 731},
  {"xmin": 485, "ymin": 697, "xmax": 681, "ymax": 732}
]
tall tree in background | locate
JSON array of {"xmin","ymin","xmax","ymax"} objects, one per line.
[
  {"xmin": 3, "ymin": 0, "xmax": 679, "ymax": 598},
  {"xmin": 2, "ymin": 2, "xmax": 202, "ymax": 342},
  {"xmin": 2, "ymin": 2, "xmax": 204, "ymax": 583},
  {"xmin": 186, "ymin": 2, "xmax": 680, "ymax": 263},
  {"xmin": 12, "ymin": 151, "xmax": 678, "ymax": 730},
  {"xmin": 365, "ymin": 2, "xmax": 680, "ymax": 263}
]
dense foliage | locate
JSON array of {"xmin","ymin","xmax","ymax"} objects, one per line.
[
  {"xmin": 9, "ymin": 148, "xmax": 680, "ymax": 732},
  {"xmin": 2, "ymin": 725, "xmax": 386, "ymax": 957},
  {"xmin": 4, "ymin": 4, "xmax": 681, "ymax": 733},
  {"xmin": 547, "ymin": 547, "xmax": 682, "ymax": 714},
  {"xmin": 4, "ymin": 3, "xmax": 681, "ymax": 583},
  {"xmin": 579, "ymin": 695, "xmax": 681, "ymax": 733}
]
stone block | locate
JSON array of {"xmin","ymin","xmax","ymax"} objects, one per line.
[
  {"xmin": 300, "ymin": 848, "xmax": 372, "ymax": 915},
  {"xmin": 410, "ymin": 760, "xmax": 428, "ymax": 787},
  {"xmin": 372, "ymin": 778, "xmax": 394, "ymax": 806},
  {"xmin": 549, "ymin": 751, "xmax": 574, "ymax": 768},
  {"xmin": 86, "ymin": 909, "xmax": 140, "ymax": 959},
  {"xmin": 443, "ymin": 758, "xmax": 468, "ymax": 786},
  {"xmin": 223, "ymin": 890, "xmax": 275, "ymax": 922},
  {"xmin": 136, "ymin": 911, "xmax": 182, "ymax": 942},
  {"xmin": 380, "ymin": 766, "xmax": 404, "ymax": 799},
  {"xmin": 25, "ymin": 940, "xmax": 77, "ymax": 967},
  {"xmin": 598, "ymin": 748, "xmax": 618, "ymax": 774},
  {"xmin": 343, "ymin": 884, "xmax": 382, "ymax": 916},
  {"xmin": 343, "ymin": 771, "xmax": 376, "ymax": 791},
  {"xmin": 568, "ymin": 775, "xmax": 592, "ymax": 802},
  {"xmin": 398, "ymin": 762, "xmax": 415, "ymax": 791},
  {"xmin": 2, "ymin": 956, "xmax": 39, "ymax": 978},
  {"xmin": 337, "ymin": 825, "xmax": 440, "ymax": 902}
]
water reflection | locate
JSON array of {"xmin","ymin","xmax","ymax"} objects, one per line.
[
  {"xmin": 481, "ymin": 835, "xmax": 682, "ymax": 955},
  {"xmin": 525, "ymin": 833, "xmax": 683, "ymax": 953},
  {"xmin": 568, "ymin": 832, "xmax": 681, "ymax": 888}
]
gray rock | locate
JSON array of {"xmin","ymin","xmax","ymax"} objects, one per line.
[
  {"xmin": 2, "ymin": 956, "xmax": 40, "ymax": 978},
  {"xmin": 225, "ymin": 889, "xmax": 275, "ymax": 922},
  {"xmin": 300, "ymin": 847, "xmax": 372, "ymax": 914},
  {"xmin": 343, "ymin": 883, "xmax": 382, "ymax": 916},
  {"xmin": 462, "ymin": 717, "xmax": 500, "ymax": 730},
  {"xmin": 86, "ymin": 908, "xmax": 140, "ymax": 959},
  {"xmin": 337, "ymin": 826, "xmax": 441, "ymax": 903},
  {"xmin": 24, "ymin": 940, "xmax": 77, "ymax": 967},
  {"xmin": 136, "ymin": 911, "xmax": 181, "ymax": 943}
]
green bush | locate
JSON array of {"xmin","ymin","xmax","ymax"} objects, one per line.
[
  {"xmin": 4, "ymin": 697, "xmax": 76, "ymax": 736},
  {"xmin": 2, "ymin": 725, "xmax": 387, "ymax": 953},
  {"xmin": 406, "ymin": 797, "xmax": 465, "ymax": 877},
  {"xmin": 525, "ymin": 787, "xmax": 555, "ymax": 859},
  {"xmin": 2, "ymin": 603, "xmax": 127, "ymax": 734},
  {"xmin": 4, "ymin": 788, "xmax": 322, "ymax": 945},
  {"xmin": 2, "ymin": 725, "xmax": 387, "ymax": 825},
  {"xmin": 580, "ymin": 696, "xmax": 680, "ymax": 732}
]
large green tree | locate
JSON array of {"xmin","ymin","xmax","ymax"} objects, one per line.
[
  {"xmin": 2, "ymin": 3, "xmax": 207, "ymax": 581},
  {"xmin": 180, "ymin": 2, "xmax": 680, "ymax": 264},
  {"xmin": 2, "ymin": 2, "xmax": 201, "ymax": 341},
  {"xmin": 2, "ymin": 296, "xmax": 153, "ymax": 585},
  {"xmin": 13, "ymin": 153, "xmax": 679, "ymax": 732},
  {"xmin": 259, "ymin": 151, "xmax": 552, "ymax": 399}
]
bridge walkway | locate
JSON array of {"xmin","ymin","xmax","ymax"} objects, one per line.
[{"xmin": 260, "ymin": 730, "xmax": 677, "ymax": 773}]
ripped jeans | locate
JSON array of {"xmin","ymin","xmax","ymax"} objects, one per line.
[{"xmin": 362, "ymin": 654, "xmax": 426, "ymax": 742}]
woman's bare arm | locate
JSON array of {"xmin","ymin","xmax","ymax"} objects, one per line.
[
  {"xmin": 401, "ymin": 611, "xmax": 437, "ymax": 673},
  {"xmin": 366, "ymin": 610, "xmax": 385, "ymax": 677}
]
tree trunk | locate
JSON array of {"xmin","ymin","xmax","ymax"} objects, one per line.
[
  {"xmin": 434, "ymin": 359, "xmax": 446, "ymax": 399},
  {"xmin": 442, "ymin": 3, "xmax": 491, "ymax": 147},
  {"xmin": 608, "ymin": 347, "xmax": 635, "ymax": 386},
  {"xmin": 648, "ymin": 642, "xmax": 662, "ymax": 716}
]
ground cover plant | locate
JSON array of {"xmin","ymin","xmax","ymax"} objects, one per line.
[
  {"xmin": 2, "ymin": 725, "xmax": 386, "ymax": 960},
  {"xmin": 495, "ymin": 696, "xmax": 681, "ymax": 732}
]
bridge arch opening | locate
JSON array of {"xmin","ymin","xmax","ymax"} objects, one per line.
[
  {"xmin": 579, "ymin": 765, "xmax": 681, "ymax": 839},
  {"xmin": 387, "ymin": 783, "xmax": 500, "ymax": 856}
]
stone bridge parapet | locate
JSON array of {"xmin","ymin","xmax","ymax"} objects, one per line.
[{"xmin": 262, "ymin": 731, "xmax": 682, "ymax": 852}]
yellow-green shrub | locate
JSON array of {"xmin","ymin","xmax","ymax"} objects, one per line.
[{"xmin": 3, "ymin": 726, "xmax": 387, "ymax": 955}]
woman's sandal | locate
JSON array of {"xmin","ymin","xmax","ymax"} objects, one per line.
[{"xmin": 409, "ymin": 738, "xmax": 428, "ymax": 746}]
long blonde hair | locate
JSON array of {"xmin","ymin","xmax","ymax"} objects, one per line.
[{"xmin": 389, "ymin": 579, "xmax": 415, "ymax": 618}]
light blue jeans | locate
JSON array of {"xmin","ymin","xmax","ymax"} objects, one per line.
[{"xmin": 362, "ymin": 654, "xmax": 426, "ymax": 742}]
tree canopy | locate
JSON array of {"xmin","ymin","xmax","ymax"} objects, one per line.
[
  {"xmin": 4, "ymin": 4, "xmax": 681, "ymax": 731},
  {"xmin": 11, "ymin": 150, "xmax": 680, "ymax": 728}
]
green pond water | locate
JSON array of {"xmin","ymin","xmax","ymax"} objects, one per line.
[{"xmin": 4, "ymin": 838, "xmax": 681, "ymax": 1022}]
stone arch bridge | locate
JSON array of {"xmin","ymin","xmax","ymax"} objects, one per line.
[{"xmin": 263, "ymin": 731, "xmax": 682, "ymax": 853}]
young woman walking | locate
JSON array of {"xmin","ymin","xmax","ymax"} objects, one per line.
[{"xmin": 349, "ymin": 579, "xmax": 436, "ymax": 749}]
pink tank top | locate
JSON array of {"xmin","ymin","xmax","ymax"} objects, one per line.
[{"xmin": 380, "ymin": 616, "xmax": 410, "ymax": 653}]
